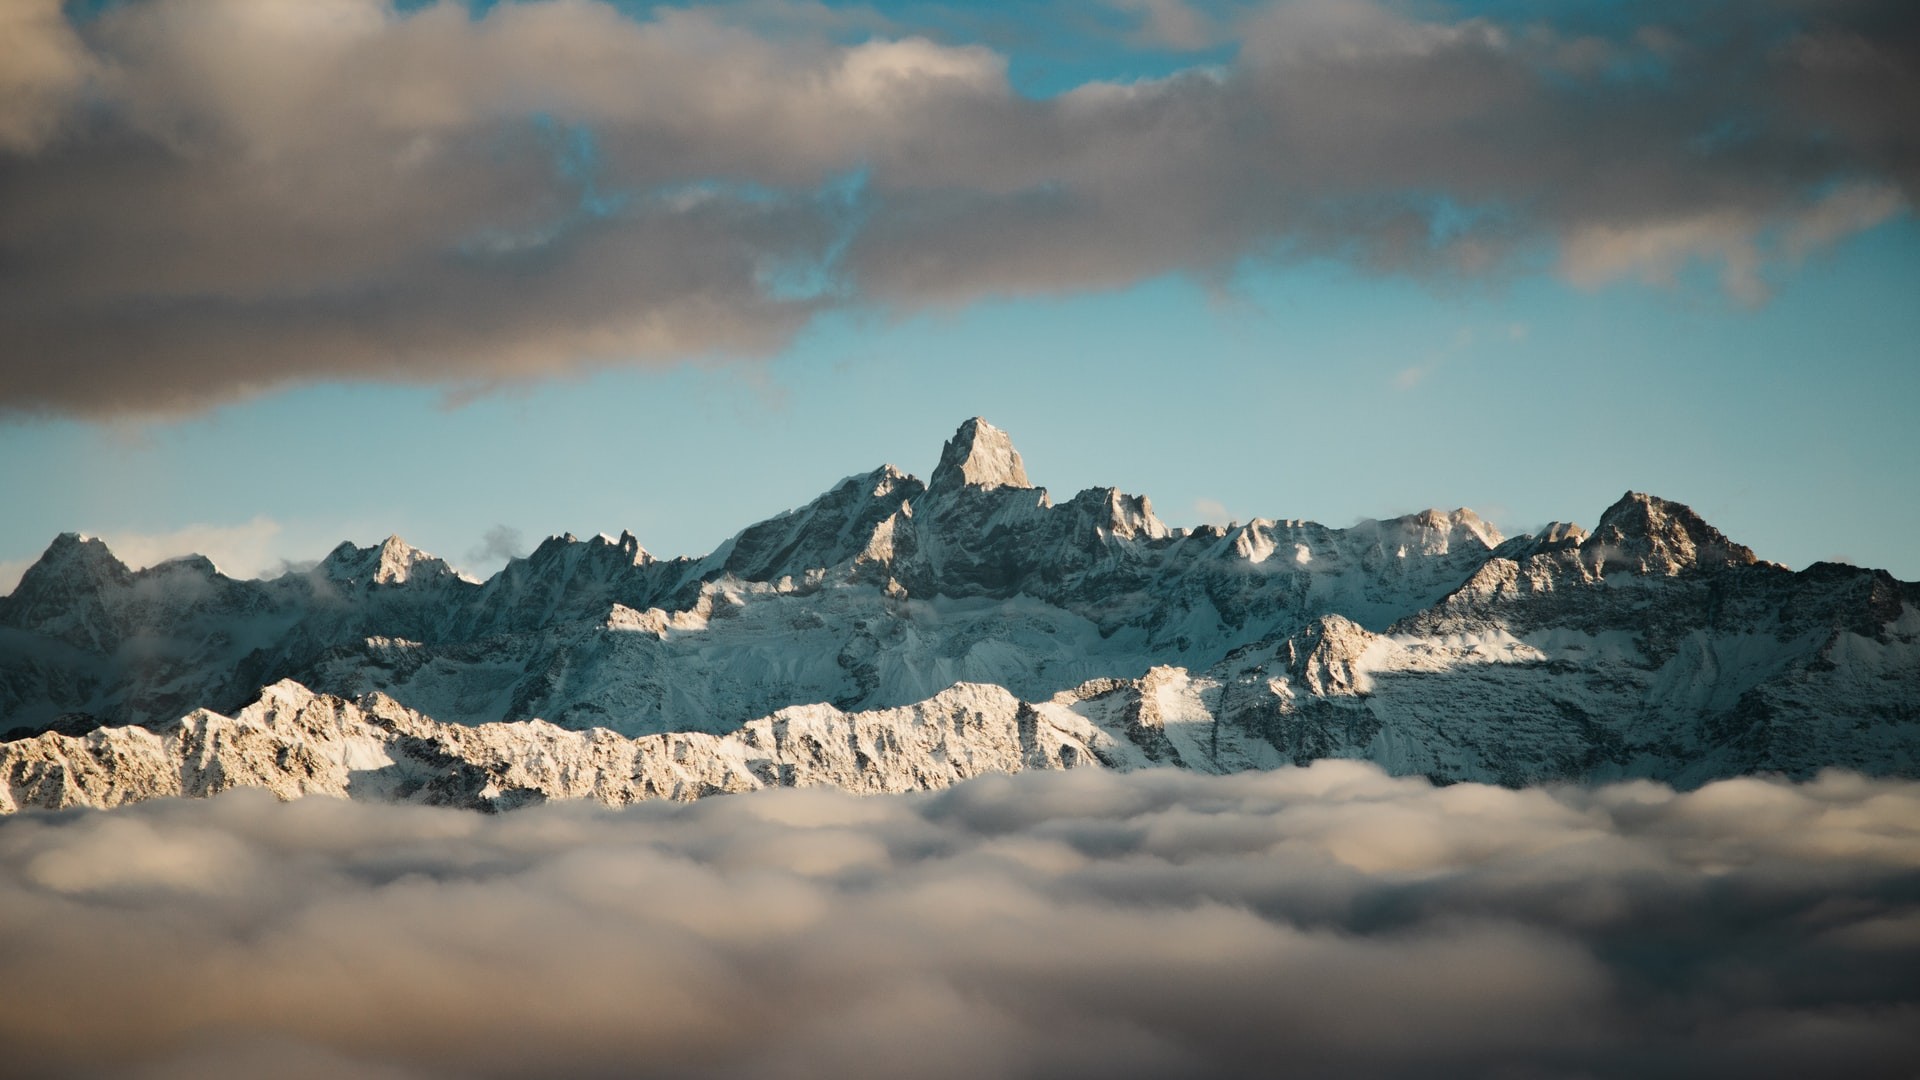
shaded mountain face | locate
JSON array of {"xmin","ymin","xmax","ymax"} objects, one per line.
[{"xmin": 3, "ymin": 418, "xmax": 1916, "ymax": 811}]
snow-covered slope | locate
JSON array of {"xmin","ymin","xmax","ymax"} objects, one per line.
[{"xmin": 2, "ymin": 418, "xmax": 1915, "ymax": 811}]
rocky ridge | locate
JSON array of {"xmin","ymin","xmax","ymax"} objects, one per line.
[
  {"xmin": 3, "ymin": 418, "xmax": 1916, "ymax": 812},
  {"xmin": 0, "ymin": 677, "xmax": 1138, "ymax": 813}
]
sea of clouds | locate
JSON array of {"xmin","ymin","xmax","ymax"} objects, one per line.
[{"xmin": 3, "ymin": 761, "xmax": 1918, "ymax": 1078}]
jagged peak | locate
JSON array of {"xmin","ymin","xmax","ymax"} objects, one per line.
[
  {"xmin": 1354, "ymin": 507, "xmax": 1504, "ymax": 555},
  {"xmin": 319, "ymin": 540, "xmax": 361, "ymax": 566},
  {"xmin": 318, "ymin": 535, "xmax": 454, "ymax": 586},
  {"xmin": 927, "ymin": 417, "xmax": 1033, "ymax": 494},
  {"xmin": 1488, "ymin": 520, "xmax": 1586, "ymax": 563},
  {"xmin": 10, "ymin": 533, "xmax": 131, "ymax": 593},
  {"xmin": 1063, "ymin": 486, "xmax": 1170, "ymax": 541},
  {"xmin": 1537, "ymin": 521, "xmax": 1586, "ymax": 546},
  {"xmin": 702, "ymin": 462, "xmax": 930, "ymax": 584},
  {"xmin": 256, "ymin": 677, "xmax": 323, "ymax": 707},
  {"xmin": 38, "ymin": 531, "xmax": 125, "ymax": 567},
  {"xmin": 527, "ymin": 533, "xmax": 578, "ymax": 561},
  {"xmin": 865, "ymin": 463, "xmax": 919, "ymax": 497},
  {"xmin": 1595, "ymin": 492, "xmax": 1697, "ymax": 535},
  {"xmin": 1110, "ymin": 491, "xmax": 1167, "ymax": 541},
  {"xmin": 1413, "ymin": 507, "xmax": 1503, "ymax": 548},
  {"xmin": 510, "ymin": 530, "xmax": 656, "ymax": 577},
  {"xmin": 373, "ymin": 536, "xmax": 424, "ymax": 584},
  {"xmin": 1585, "ymin": 491, "xmax": 1756, "ymax": 576},
  {"xmin": 802, "ymin": 464, "xmax": 925, "ymax": 508},
  {"xmin": 144, "ymin": 553, "xmax": 220, "ymax": 577},
  {"xmin": 588, "ymin": 530, "xmax": 652, "ymax": 565}
]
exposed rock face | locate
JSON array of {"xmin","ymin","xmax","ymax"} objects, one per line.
[
  {"xmin": 927, "ymin": 416, "xmax": 1032, "ymax": 494},
  {"xmin": 1585, "ymin": 491, "xmax": 1759, "ymax": 576},
  {"xmin": 2, "ymin": 419, "xmax": 1916, "ymax": 812},
  {"xmin": 0, "ymin": 679, "xmax": 1119, "ymax": 813},
  {"xmin": 714, "ymin": 466, "xmax": 922, "ymax": 585},
  {"xmin": 1282, "ymin": 615, "xmax": 1377, "ymax": 697},
  {"xmin": 320, "ymin": 535, "xmax": 464, "ymax": 587},
  {"xmin": 0, "ymin": 533, "xmax": 134, "ymax": 651}
]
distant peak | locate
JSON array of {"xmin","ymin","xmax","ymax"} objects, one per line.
[
  {"xmin": 1498, "ymin": 520, "xmax": 1587, "ymax": 561},
  {"xmin": 1586, "ymin": 492, "xmax": 1756, "ymax": 575},
  {"xmin": 1538, "ymin": 521, "xmax": 1587, "ymax": 545},
  {"xmin": 589, "ymin": 529, "xmax": 651, "ymax": 564},
  {"xmin": 374, "ymin": 535, "xmax": 426, "ymax": 584},
  {"xmin": 149, "ymin": 553, "xmax": 219, "ymax": 577},
  {"xmin": 1424, "ymin": 508, "xmax": 1503, "ymax": 548},
  {"xmin": 13, "ymin": 532, "xmax": 130, "ymax": 590},
  {"xmin": 319, "ymin": 535, "xmax": 453, "ymax": 586},
  {"xmin": 866, "ymin": 463, "xmax": 919, "ymax": 499},
  {"xmin": 41, "ymin": 532, "xmax": 121, "ymax": 566},
  {"xmin": 1366, "ymin": 508, "xmax": 1504, "ymax": 554},
  {"xmin": 928, "ymin": 417, "xmax": 1032, "ymax": 494}
]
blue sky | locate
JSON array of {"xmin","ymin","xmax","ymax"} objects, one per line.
[{"xmin": 3, "ymin": 0, "xmax": 1917, "ymax": 584}]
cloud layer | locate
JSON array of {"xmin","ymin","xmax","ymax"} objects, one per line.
[
  {"xmin": 2, "ymin": 761, "xmax": 1918, "ymax": 1078},
  {"xmin": 0, "ymin": 0, "xmax": 1914, "ymax": 416}
]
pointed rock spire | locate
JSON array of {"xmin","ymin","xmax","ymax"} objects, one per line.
[{"xmin": 928, "ymin": 417, "xmax": 1032, "ymax": 495}]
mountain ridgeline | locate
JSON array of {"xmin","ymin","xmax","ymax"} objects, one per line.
[{"xmin": 3, "ymin": 419, "xmax": 1915, "ymax": 812}]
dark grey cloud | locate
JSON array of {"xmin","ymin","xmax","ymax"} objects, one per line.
[
  {"xmin": 2, "ymin": 762, "xmax": 1919, "ymax": 1078},
  {"xmin": 0, "ymin": 0, "xmax": 1913, "ymax": 416}
]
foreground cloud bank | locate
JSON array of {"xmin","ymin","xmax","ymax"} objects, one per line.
[
  {"xmin": 0, "ymin": 0, "xmax": 1914, "ymax": 415},
  {"xmin": 3, "ymin": 761, "xmax": 1918, "ymax": 1078}
]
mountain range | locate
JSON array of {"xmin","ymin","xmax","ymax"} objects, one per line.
[{"xmin": 3, "ymin": 418, "xmax": 1915, "ymax": 812}]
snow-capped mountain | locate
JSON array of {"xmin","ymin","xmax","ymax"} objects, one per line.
[{"xmin": 3, "ymin": 418, "xmax": 1915, "ymax": 811}]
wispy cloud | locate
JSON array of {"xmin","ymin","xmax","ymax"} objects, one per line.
[
  {"xmin": 464, "ymin": 523, "xmax": 527, "ymax": 569},
  {"xmin": 1391, "ymin": 324, "xmax": 1476, "ymax": 390},
  {"xmin": 93, "ymin": 517, "xmax": 288, "ymax": 579},
  {"xmin": 1391, "ymin": 364, "xmax": 1430, "ymax": 390},
  {"xmin": 0, "ymin": 0, "xmax": 1913, "ymax": 417},
  {"xmin": 0, "ymin": 558, "xmax": 33, "ymax": 597},
  {"xmin": 1190, "ymin": 496, "xmax": 1231, "ymax": 526},
  {"xmin": 0, "ymin": 517, "xmax": 291, "ymax": 592},
  {"xmin": 2, "ymin": 762, "xmax": 1917, "ymax": 1077}
]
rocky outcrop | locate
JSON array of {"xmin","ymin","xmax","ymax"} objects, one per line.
[
  {"xmin": 0, "ymin": 679, "xmax": 1120, "ymax": 813},
  {"xmin": 1584, "ymin": 491, "xmax": 1759, "ymax": 576},
  {"xmin": 1281, "ymin": 615, "xmax": 1378, "ymax": 697}
]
